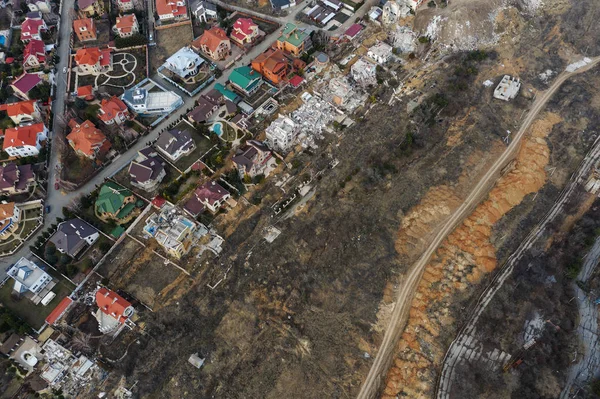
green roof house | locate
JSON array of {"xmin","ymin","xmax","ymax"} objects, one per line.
[
  {"xmin": 276, "ymin": 23, "xmax": 308, "ymax": 57},
  {"xmin": 214, "ymin": 83, "xmax": 241, "ymax": 104},
  {"xmin": 95, "ymin": 182, "xmax": 137, "ymax": 223},
  {"xmin": 228, "ymin": 66, "xmax": 263, "ymax": 96}
]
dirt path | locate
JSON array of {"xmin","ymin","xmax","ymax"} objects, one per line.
[{"xmin": 357, "ymin": 56, "xmax": 600, "ymax": 399}]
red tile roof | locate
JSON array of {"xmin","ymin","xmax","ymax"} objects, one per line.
[
  {"xmin": 231, "ymin": 18, "xmax": 257, "ymax": 42},
  {"xmin": 194, "ymin": 27, "xmax": 229, "ymax": 54},
  {"xmin": 115, "ymin": 14, "xmax": 137, "ymax": 33},
  {"xmin": 99, "ymin": 96, "xmax": 128, "ymax": 122},
  {"xmin": 66, "ymin": 119, "xmax": 109, "ymax": 156},
  {"xmin": 45, "ymin": 297, "xmax": 73, "ymax": 325},
  {"xmin": 21, "ymin": 18, "xmax": 45, "ymax": 40},
  {"xmin": 76, "ymin": 85, "xmax": 95, "ymax": 100},
  {"xmin": 75, "ymin": 47, "xmax": 102, "ymax": 66},
  {"xmin": 73, "ymin": 18, "xmax": 95, "ymax": 37},
  {"xmin": 0, "ymin": 100, "xmax": 37, "ymax": 117},
  {"xmin": 96, "ymin": 287, "xmax": 132, "ymax": 324},
  {"xmin": 155, "ymin": 0, "xmax": 187, "ymax": 17},
  {"xmin": 344, "ymin": 23, "xmax": 363, "ymax": 38},
  {"xmin": 3, "ymin": 123, "xmax": 45, "ymax": 150},
  {"xmin": 152, "ymin": 195, "xmax": 166, "ymax": 208},
  {"xmin": 23, "ymin": 39, "xmax": 46, "ymax": 64},
  {"xmin": 289, "ymin": 75, "xmax": 304, "ymax": 88}
]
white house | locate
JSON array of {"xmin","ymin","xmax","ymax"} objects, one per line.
[
  {"xmin": 265, "ymin": 115, "xmax": 298, "ymax": 153},
  {"xmin": 121, "ymin": 79, "xmax": 184, "ymax": 116},
  {"xmin": 163, "ymin": 47, "xmax": 204, "ymax": 79},
  {"xmin": 3, "ymin": 123, "xmax": 47, "ymax": 158},
  {"xmin": 351, "ymin": 57, "xmax": 377, "ymax": 86},
  {"xmin": 192, "ymin": 0, "xmax": 217, "ymax": 22},
  {"xmin": 367, "ymin": 42, "xmax": 393, "ymax": 64},
  {"xmin": 26, "ymin": 0, "xmax": 52, "ymax": 13},
  {"xmin": 7, "ymin": 258, "xmax": 53, "ymax": 297}
]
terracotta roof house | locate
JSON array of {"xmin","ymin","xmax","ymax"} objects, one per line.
[
  {"xmin": 117, "ymin": 0, "xmax": 134, "ymax": 11},
  {"xmin": 98, "ymin": 96, "xmax": 130, "ymax": 125},
  {"xmin": 76, "ymin": 85, "xmax": 95, "ymax": 101},
  {"xmin": 128, "ymin": 147, "xmax": 166, "ymax": 191},
  {"xmin": 251, "ymin": 48, "xmax": 289, "ymax": 85},
  {"xmin": 77, "ymin": 0, "xmax": 104, "ymax": 16},
  {"xmin": 228, "ymin": 66, "xmax": 263, "ymax": 96},
  {"xmin": 184, "ymin": 181, "xmax": 230, "ymax": 215},
  {"xmin": 74, "ymin": 47, "xmax": 112, "ymax": 76},
  {"xmin": 113, "ymin": 14, "xmax": 139, "ymax": 37},
  {"xmin": 276, "ymin": 23, "xmax": 309, "ymax": 57},
  {"xmin": 0, "ymin": 100, "xmax": 41, "ymax": 125},
  {"xmin": 95, "ymin": 181, "xmax": 137, "ymax": 222},
  {"xmin": 94, "ymin": 287, "xmax": 134, "ymax": 334},
  {"xmin": 10, "ymin": 73, "xmax": 43, "ymax": 100},
  {"xmin": 187, "ymin": 96, "xmax": 218, "ymax": 124},
  {"xmin": 192, "ymin": 27, "xmax": 230, "ymax": 61},
  {"xmin": 49, "ymin": 219, "xmax": 99, "ymax": 258},
  {"xmin": 73, "ymin": 18, "xmax": 97, "ymax": 42},
  {"xmin": 66, "ymin": 119, "xmax": 111, "ymax": 158},
  {"xmin": 45, "ymin": 297, "xmax": 73, "ymax": 325},
  {"xmin": 156, "ymin": 0, "xmax": 187, "ymax": 21},
  {"xmin": 22, "ymin": 39, "xmax": 46, "ymax": 70},
  {"xmin": 232, "ymin": 140, "xmax": 272, "ymax": 179},
  {"xmin": 155, "ymin": 129, "xmax": 195, "ymax": 162},
  {"xmin": 0, "ymin": 202, "xmax": 20, "ymax": 239},
  {"xmin": 230, "ymin": 18, "xmax": 260, "ymax": 47},
  {"xmin": 3, "ymin": 123, "xmax": 47, "ymax": 158},
  {"xmin": 20, "ymin": 12, "xmax": 47, "ymax": 42},
  {"xmin": 0, "ymin": 163, "xmax": 35, "ymax": 195}
]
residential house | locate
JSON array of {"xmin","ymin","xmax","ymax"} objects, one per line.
[
  {"xmin": 113, "ymin": 14, "xmax": 139, "ymax": 38},
  {"xmin": 10, "ymin": 73, "xmax": 43, "ymax": 100},
  {"xmin": 6, "ymin": 258, "xmax": 53, "ymax": 301},
  {"xmin": 0, "ymin": 163, "xmax": 35, "ymax": 195},
  {"xmin": 351, "ymin": 57, "xmax": 377, "ymax": 86},
  {"xmin": 143, "ymin": 203, "xmax": 196, "ymax": 259},
  {"xmin": 192, "ymin": 27, "xmax": 230, "ymax": 61},
  {"xmin": 76, "ymin": 85, "xmax": 95, "ymax": 101},
  {"xmin": 95, "ymin": 182, "xmax": 137, "ymax": 222},
  {"xmin": 232, "ymin": 140, "xmax": 272, "ymax": 179},
  {"xmin": 228, "ymin": 66, "xmax": 262, "ymax": 96},
  {"xmin": 94, "ymin": 287, "xmax": 134, "ymax": 334},
  {"xmin": 155, "ymin": 0, "xmax": 187, "ymax": 21},
  {"xmin": 0, "ymin": 100, "xmax": 41, "ymax": 125},
  {"xmin": 74, "ymin": 47, "xmax": 112, "ymax": 75},
  {"xmin": 381, "ymin": 0, "xmax": 400, "ymax": 24},
  {"xmin": 98, "ymin": 96, "xmax": 130, "ymax": 125},
  {"xmin": 343, "ymin": 23, "xmax": 363, "ymax": 41},
  {"xmin": 77, "ymin": 0, "xmax": 104, "ymax": 17},
  {"xmin": 49, "ymin": 219, "xmax": 99, "ymax": 258},
  {"xmin": 192, "ymin": 0, "xmax": 217, "ymax": 22},
  {"xmin": 306, "ymin": 5, "xmax": 335, "ymax": 26},
  {"xmin": 26, "ymin": 0, "xmax": 52, "ymax": 14},
  {"xmin": 230, "ymin": 18, "xmax": 260, "ymax": 47},
  {"xmin": 128, "ymin": 147, "xmax": 166, "ymax": 191},
  {"xmin": 276, "ymin": 23, "xmax": 308, "ymax": 57},
  {"xmin": 187, "ymin": 96, "xmax": 218, "ymax": 124},
  {"xmin": 117, "ymin": 0, "xmax": 134, "ymax": 11},
  {"xmin": 20, "ymin": 12, "xmax": 47, "ymax": 42},
  {"xmin": 121, "ymin": 80, "xmax": 183, "ymax": 116},
  {"xmin": 0, "ymin": 202, "xmax": 20, "ymax": 239},
  {"xmin": 22, "ymin": 39, "xmax": 46, "ymax": 70},
  {"xmin": 367, "ymin": 41, "xmax": 393, "ymax": 64},
  {"xmin": 3, "ymin": 123, "xmax": 47, "ymax": 158},
  {"xmin": 155, "ymin": 129, "xmax": 195, "ymax": 162},
  {"xmin": 270, "ymin": 0, "xmax": 295, "ymax": 10},
  {"xmin": 251, "ymin": 48, "xmax": 289, "ymax": 85},
  {"xmin": 184, "ymin": 181, "xmax": 230, "ymax": 216},
  {"xmin": 265, "ymin": 115, "xmax": 297, "ymax": 152},
  {"xmin": 214, "ymin": 83, "xmax": 240, "ymax": 103},
  {"xmin": 203, "ymin": 88, "xmax": 224, "ymax": 105},
  {"xmin": 73, "ymin": 18, "xmax": 97, "ymax": 42},
  {"xmin": 162, "ymin": 47, "xmax": 204, "ymax": 79},
  {"xmin": 66, "ymin": 119, "xmax": 111, "ymax": 158},
  {"xmin": 231, "ymin": 113, "xmax": 253, "ymax": 131}
]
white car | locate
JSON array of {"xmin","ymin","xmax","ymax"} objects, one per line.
[{"xmin": 62, "ymin": 67, "xmax": 67, "ymax": 73}]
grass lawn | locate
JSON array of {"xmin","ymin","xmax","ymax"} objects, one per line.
[
  {"xmin": 61, "ymin": 148, "xmax": 99, "ymax": 185},
  {"xmin": 168, "ymin": 121, "xmax": 214, "ymax": 172},
  {"xmin": 0, "ymin": 238, "xmax": 20, "ymax": 254},
  {"xmin": 221, "ymin": 122, "xmax": 239, "ymax": 142},
  {"xmin": 21, "ymin": 220, "xmax": 39, "ymax": 237},
  {"xmin": 23, "ymin": 208, "xmax": 42, "ymax": 220},
  {"xmin": 0, "ymin": 271, "xmax": 75, "ymax": 330}
]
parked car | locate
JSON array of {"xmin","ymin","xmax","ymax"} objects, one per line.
[
  {"xmin": 62, "ymin": 67, "xmax": 67, "ymax": 73},
  {"xmin": 54, "ymin": 182, "xmax": 59, "ymax": 190},
  {"xmin": 45, "ymin": 205, "xmax": 51, "ymax": 213}
]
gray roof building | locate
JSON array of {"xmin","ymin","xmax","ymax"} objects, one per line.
[
  {"xmin": 155, "ymin": 129, "xmax": 195, "ymax": 162},
  {"xmin": 129, "ymin": 149, "xmax": 166, "ymax": 192},
  {"xmin": 49, "ymin": 219, "xmax": 99, "ymax": 258}
]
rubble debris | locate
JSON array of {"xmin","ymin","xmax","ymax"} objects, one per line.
[
  {"xmin": 493, "ymin": 75, "xmax": 521, "ymax": 101},
  {"xmin": 188, "ymin": 353, "xmax": 205, "ymax": 369}
]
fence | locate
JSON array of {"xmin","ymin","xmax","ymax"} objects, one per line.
[{"xmin": 154, "ymin": 19, "xmax": 192, "ymax": 31}]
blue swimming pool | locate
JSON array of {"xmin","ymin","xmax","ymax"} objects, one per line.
[
  {"xmin": 0, "ymin": 36, "xmax": 5, "ymax": 46},
  {"xmin": 211, "ymin": 122, "xmax": 223, "ymax": 136}
]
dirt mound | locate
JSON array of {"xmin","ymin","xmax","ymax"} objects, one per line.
[{"xmin": 382, "ymin": 113, "xmax": 561, "ymax": 398}]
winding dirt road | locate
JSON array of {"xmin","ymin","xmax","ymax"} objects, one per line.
[{"xmin": 357, "ymin": 56, "xmax": 600, "ymax": 399}]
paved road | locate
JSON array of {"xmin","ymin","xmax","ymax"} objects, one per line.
[{"xmin": 356, "ymin": 56, "xmax": 600, "ymax": 399}]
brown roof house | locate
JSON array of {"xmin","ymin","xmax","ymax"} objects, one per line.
[
  {"xmin": 184, "ymin": 181, "xmax": 230, "ymax": 216},
  {"xmin": 187, "ymin": 96, "xmax": 219, "ymax": 124},
  {"xmin": 49, "ymin": 218, "xmax": 99, "ymax": 258},
  {"xmin": 128, "ymin": 147, "xmax": 166, "ymax": 192},
  {"xmin": 155, "ymin": 129, "xmax": 195, "ymax": 162},
  {"xmin": 192, "ymin": 27, "xmax": 231, "ymax": 61},
  {"xmin": 231, "ymin": 140, "xmax": 272, "ymax": 179},
  {"xmin": 0, "ymin": 163, "xmax": 35, "ymax": 195}
]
